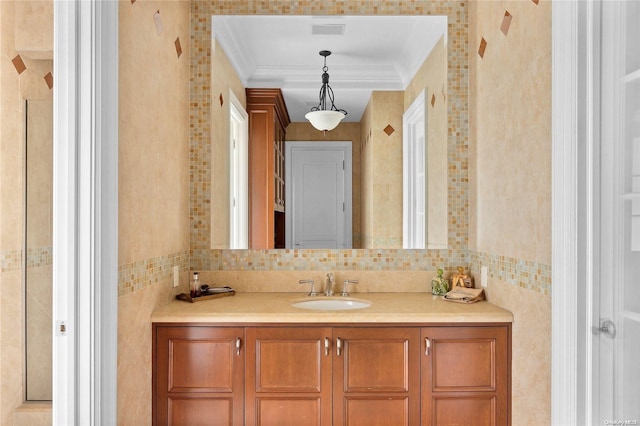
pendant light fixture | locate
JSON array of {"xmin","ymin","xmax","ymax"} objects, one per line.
[{"xmin": 305, "ymin": 50, "xmax": 347, "ymax": 132}]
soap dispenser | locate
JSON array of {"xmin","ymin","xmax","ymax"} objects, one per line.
[
  {"xmin": 431, "ymin": 268, "xmax": 449, "ymax": 295},
  {"xmin": 190, "ymin": 271, "xmax": 201, "ymax": 298}
]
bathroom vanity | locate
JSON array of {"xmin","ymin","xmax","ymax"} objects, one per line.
[{"xmin": 152, "ymin": 293, "xmax": 512, "ymax": 425}]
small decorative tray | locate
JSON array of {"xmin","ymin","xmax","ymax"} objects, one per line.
[{"xmin": 176, "ymin": 290, "xmax": 235, "ymax": 303}]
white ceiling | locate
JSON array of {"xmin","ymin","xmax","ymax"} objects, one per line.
[{"xmin": 212, "ymin": 15, "xmax": 447, "ymax": 122}]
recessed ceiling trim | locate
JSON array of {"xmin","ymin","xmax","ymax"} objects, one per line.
[
  {"xmin": 212, "ymin": 16, "xmax": 255, "ymax": 86},
  {"xmin": 211, "ymin": 15, "xmax": 447, "ymax": 122}
]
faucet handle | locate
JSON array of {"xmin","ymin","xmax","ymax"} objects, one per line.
[
  {"xmin": 341, "ymin": 279, "xmax": 359, "ymax": 297},
  {"xmin": 299, "ymin": 279, "xmax": 317, "ymax": 297}
]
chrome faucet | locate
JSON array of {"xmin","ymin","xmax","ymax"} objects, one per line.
[
  {"xmin": 325, "ymin": 273, "xmax": 335, "ymax": 296},
  {"xmin": 340, "ymin": 279, "xmax": 359, "ymax": 297}
]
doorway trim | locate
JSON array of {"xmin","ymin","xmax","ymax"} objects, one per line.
[
  {"xmin": 53, "ymin": 1, "xmax": 118, "ymax": 424},
  {"xmin": 551, "ymin": 0, "xmax": 593, "ymax": 424}
]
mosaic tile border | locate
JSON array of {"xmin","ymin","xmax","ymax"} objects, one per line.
[
  {"xmin": 469, "ymin": 250, "xmax": 551, "ymax": 295},
  {"xmin": 26, "ymin": 246, "xmax": 52, "ymax": 268},
  {"xmin": 189, "ymin": 0, "xmax": 470, "ymax": 266},
  {"xmin": 118, "ymin": 250, "xmax": 189, "ymax": 297},
  {"xmin": 1, "ymin": 249, "xmax": 22, "ymax": 273},
  {"xmin": 116, "ymin": 249, "xmax": 550, "ymax": 295},
  {"xmin": 191, "ymin": 248, "xmax": 468, "ymax": 273}
]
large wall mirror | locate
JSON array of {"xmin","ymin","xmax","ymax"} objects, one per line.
[{"xmin": 209, "ymin": 15, "xmax": 449, "ymax": 250}]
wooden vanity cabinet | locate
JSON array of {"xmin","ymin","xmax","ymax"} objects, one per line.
[
  {"xmin": 421, "ymin": 326, "xmax": 510, "ymax": 426},
  {"xmin": 246, "ymin": 88, "xmax": 290, "ymax": 249},
  {"xmin": 153, "ymin": 326, "xmax": 245, "ymax": 426},
  {"xmin": 154, "ymin": 323, "xmax": 510, "ymax": 426}
]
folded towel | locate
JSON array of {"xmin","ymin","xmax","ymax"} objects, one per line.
[{"xmin": 442, "ymin": 286, "xmax": 485, "ymax": 304}]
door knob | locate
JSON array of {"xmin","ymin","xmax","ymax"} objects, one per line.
[{"xmin": 592, "ymin": 319, "xmax": 616, "ymax": 339}]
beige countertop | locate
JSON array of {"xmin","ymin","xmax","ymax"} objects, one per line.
[{"xmin": 151, "ymin": 292, "xmax": 513, "ymax": 324}]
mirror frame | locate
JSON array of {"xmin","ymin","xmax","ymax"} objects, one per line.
[{"xmin": 189, "ymin": 1, "xmax": 468, "ymax": 267}]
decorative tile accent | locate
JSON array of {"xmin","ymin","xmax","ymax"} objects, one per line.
[
  {"xmin": 44, "ymin": 72, "xmax": 53, "ymax": 89},
  {"xmin": 383, "ymin": 124, "xmax": 394, "ymax": 136},
  {"xmin": 12, "ymin": 55, "xmax": 26, "ymax": 75},
  {"xmin": 431, "ymin": 93, "xmax": 436, "ymax": 107},
  {"xmin": 478, "ymin": 37, "xmax": 487, "ymax": 58},
  {"xmin": 469, "ymin": 250, "xmax": 551, "ymax": 295},
  {"xmin": 501, "ymin": 11, "xmax": 513, "ymax": 36},
  {"xmin": 26, "ymin": 246, "xmax": 53, "ymax": 268},
  {"xmin": 130, "ymin": 0, "xmax": 136, "ymax": 4},
  {"xmin": 219, "ymin": 93, "xmax": 224, "ymax": 107},
  {"xmin": 1, "ymin": 249, "xmax": 22, "ymax": 273},
  {"xmin": 532, "ymin": 0, "xmax": 539, "ymax": 5},
  {"xmin": 192, "ymin": 248, "xmax": 468, "ymax": 274},
  {"xmin": 175, "ymin": 37, "xmax": 182, "ymax": 58},
  {"xmin": 118, "ymin": 250, "xmax": 189, "ymax": 296}
]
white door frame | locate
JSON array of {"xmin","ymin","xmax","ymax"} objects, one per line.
[
  {"xmin": 403, "ymin": 89, "xmax": 427, "ymax": 249},
  {"xmin": 551, "ymin": 0, "xmax": 597, "ymax": 424},
  {"xmin": 53, "ymin": 1, "xmax": 118, "ymax": 424},
  {"xmin": 228, "ymin": 90, "xmax": 248, "ymax": 249}
]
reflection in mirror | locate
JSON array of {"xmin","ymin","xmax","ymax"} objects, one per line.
[
  {"xmin": 210, "ymin": 15, "xmax": 448, "ymax": 249},
  {"xmin": 24, "ymin": 99, "xmax": 53, "ymax": 401}
]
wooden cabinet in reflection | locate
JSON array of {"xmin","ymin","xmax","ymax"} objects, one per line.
[{"xmin": 246, "ymin": 88, "xmax": 290, "ymax": 249}]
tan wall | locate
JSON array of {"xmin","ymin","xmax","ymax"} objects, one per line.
[
  {"xmin": 210, "ymin": 40, "xmax": 246, "ymax": 248},
  {"xmin": 0, "ymin": 1, "xmax": 53, "ymax": 425},
  {"xmin": 469, "ymin": 1, "xmax": 552, "ymax": 424},
  {"xmin": 360, "ymin": 91, "xmax": 404, "ymax": 248},
  {"xmin": 405, "ymin": 36, "xmax": 448, "ymax": 249},
  {"xmin": 286, "ymin": 122, "xmax": 362, "ymax": 247},
  {"xmin": 117, "ymin": 1, "xmax": 191, "ymax": 424}
]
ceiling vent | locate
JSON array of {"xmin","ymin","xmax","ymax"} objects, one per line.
[{"xmin": 311, "ymin": 24, "xmax": 346, "ymax": 36}]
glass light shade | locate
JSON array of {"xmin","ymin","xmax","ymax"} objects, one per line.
[{"xmin": 305, "ymin": 110, "xmax": 345, "ymax": 132}]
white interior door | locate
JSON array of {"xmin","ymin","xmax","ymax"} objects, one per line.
[
  {"xmin": 285, "ymin": 142, "xmax": 352, "ymax": 249},
  {"xmin": 596, "ymin": 1, "xmax": 640, "ymax": 423}
]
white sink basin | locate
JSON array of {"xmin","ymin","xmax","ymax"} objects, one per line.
[{"xmin": 291, "ymin": 297, "xmax": 371, "ymax": 311}]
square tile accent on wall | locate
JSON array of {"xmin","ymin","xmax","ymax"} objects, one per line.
[
  {"xmin": 175, "ymin": 37, "xmax": 182, "ymax": 58},
  {"xmin": 12, "ymin": 55, "xmax": 27, "ymax": 75},
  {"xmin": 44, "ymin": 72, "xmax": 53, "ymax": 89},
  {"xmin": 478, "ymin": 37, "xmax": 487, "ymax": 58},
  {"xmin": 431, "ymin": 93, "xmax": 436, "ymax": 107},
  {"xmin": 384, "ymin": 124, "xmax": 395, "ymax": 136},
  {"xmin": 501, "ymin": 11, "xmax": 513, "ymax": 36}
]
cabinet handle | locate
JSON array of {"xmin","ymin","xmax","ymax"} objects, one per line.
[
  {"xmin": 236, "ymin": 337, "xmax": 242, "ymax": 356},
  {"xmin": 324, "ymin": 337, "xmax": 330, "ymax": 356},
  {"xmin": 425, "ymin": 337, "xmax": 431, "ymax": 356},
  {"xmin": 336, "ymin": 337, "xmax": 342, "ymax": 356}
]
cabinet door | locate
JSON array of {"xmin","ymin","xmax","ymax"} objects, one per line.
[
  {"xmin": 421, "ymin": 326, "xmax": 511, "ymax": 426},
  {"xmin": 333, "ymin": 327, "xmax": 421, "ymax": 426},
  {"xmin": 154, "ymin": 326, "xmax": 244, "ymax": 426},
  {"xmin": 245, "ymin": 327, "xmax": 333, "ymax": 426}
]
